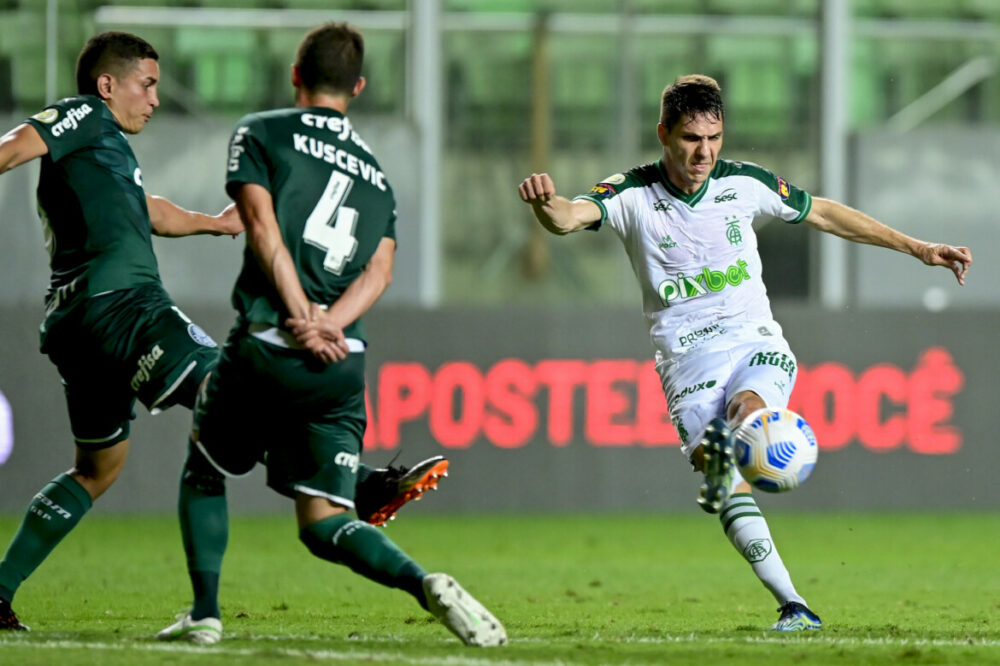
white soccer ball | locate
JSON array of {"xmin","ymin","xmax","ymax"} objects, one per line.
[{"xmin": 733, "ymin": 407, "xmax": 818, "ymax": 493}]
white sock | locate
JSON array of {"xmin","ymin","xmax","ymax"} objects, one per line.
[{"xmin": 719, "ymin": 492, "xmax": 806, "ymax": 607}]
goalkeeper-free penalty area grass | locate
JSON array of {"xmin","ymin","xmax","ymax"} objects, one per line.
[{"xmin": 0, "ymin": 512, "xmax": 997, "ymax": 665}]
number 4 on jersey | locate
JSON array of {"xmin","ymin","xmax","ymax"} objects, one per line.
[{"xmin": 303, "ymin": 170, "xmax": 359, "ymax": 275}]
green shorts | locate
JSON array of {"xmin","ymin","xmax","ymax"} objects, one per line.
[
  {"xmin": 42, "ymin": 283, "xmax": 219, "ymax": 449},
  {"xmin": 195, "ymin": 332, "xmax": 366, "ymax": 507}
]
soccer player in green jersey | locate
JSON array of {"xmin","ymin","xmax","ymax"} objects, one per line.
[
  {"xmin": 155, "ymin": 23, "xmax": 505, "ymax": 647},
  {"xmin": 519, "ymin": 74, "xmax": 972, "ymax": 631},
  {"xmin": 0, "ymin": 31, "xmax": 446, "ymax": 633},
  {"xmin": 0, "ymin": 31, "xmax": 239, "ymax": 632}
]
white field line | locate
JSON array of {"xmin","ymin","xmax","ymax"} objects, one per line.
[
  {"xmin": 232, "ymin": 632, "xmax": 1000, "ymax": 648},
  {"xmin": 0, "ymin": 637, "xmax": 548, "ymax": 666},
  {"xmin": 0, "ymin": 632, "xmax": 998, "ymax": 665}
]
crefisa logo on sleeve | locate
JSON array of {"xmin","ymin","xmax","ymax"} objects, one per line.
[{"xmin": 48, "ymin": 103, "xmax": 94, "ymax": 137}]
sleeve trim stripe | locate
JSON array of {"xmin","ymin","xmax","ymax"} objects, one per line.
[
  {"xmin": 793, "ymin": 192, "xmax": 812, "ymax": 223},
  {"xmin": 574, "ymin": 195, "xmax": 608, "ymax": 226}
]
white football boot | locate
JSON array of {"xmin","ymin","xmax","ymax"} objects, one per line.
[
  {"xmin": 156, "ymin": 612, "xmax": 223, "ymax": 645},
  {"xmin": 423, "ymin": 574, "xmax": 507, "ymax": 647}
]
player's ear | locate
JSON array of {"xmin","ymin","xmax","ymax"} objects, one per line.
[
  {"xmin": 351, "ymin": 76, "xmax": 366, "ymax": 98},
  {"xmin": 656, "ymin": 122, "xmax": 669, "ymax": 146},
  {"xmin": 290, "ymin": 65, "xmax": 302, "ymax": 89},
  {"xmin": 95, "ymin": 72, "xmax": 115, "ymax": 100}
]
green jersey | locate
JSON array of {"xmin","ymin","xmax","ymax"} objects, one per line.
[
  {"xmin": 25, "ymin": 95, "xmax": 160, "ymax": 316},
  {"xmin": 225, "ymin": 107, "xmax": 396, "ymax": 342}
]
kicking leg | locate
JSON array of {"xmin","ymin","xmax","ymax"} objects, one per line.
[
  {"xmin": 296, "ymin": 495, "xmax": 505, "ymax": 646},
  {"xmin": 717, "ymin": 391, "xmax": 821, "ymax": 630},
  {"xmin": 355, "ymin": 456, "xmax": 450, "ymax": 526}
]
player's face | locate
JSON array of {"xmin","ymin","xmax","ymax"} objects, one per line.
[
  {"xmin": 658, "ymin": 113, "xmax": 723, "ymax": 194},
  {"xmin": 105, "ymin": 58, "xmax": 160, "ymax": 134}
]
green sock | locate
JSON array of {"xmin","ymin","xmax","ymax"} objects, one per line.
[
  {"xmin": 0, "ymin": 473, "xmax": 92, "ymax": 601},
  {"xmin": 178, "ymin": 449, "xmax": 228, "ymax": 620},
  {"xmin": 299, "ymin": 514, "xmax": 427, "ymax": 607}
]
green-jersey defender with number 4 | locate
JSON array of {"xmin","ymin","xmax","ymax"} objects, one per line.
[
  {"xmin": 225, "ymin": 107, "xmax": 395, "ymax": 343},
  {"xmin": 159, "ymin": 23, "xmax": 506, "ymax": 648}
]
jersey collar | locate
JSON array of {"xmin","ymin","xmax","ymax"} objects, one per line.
[{"xmin": 657, "ymin": 158, "xmax": 713, "ymax": 206}]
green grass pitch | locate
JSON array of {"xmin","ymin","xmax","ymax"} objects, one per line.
[{"xmin": 0, "ymin": 512, "xmax": 998, "ymax": 665}]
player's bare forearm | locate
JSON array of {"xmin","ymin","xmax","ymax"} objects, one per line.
[
  {"xmin": 805, "ymin": 197, "xmax": 971, "ymax": 285},
  {"xmin": 322, "ymin": 237, "xmax": 396, "ymax": 331},
  {"xmin": 236, "ymin": 184, "xmax": 311, "ymax": 320},
  {"xmin": 0, "ymin": 123, "xmax": 48, "ymax": 174},
  {"xmin": 529, "ymin": 197, "xmax": 582, "ymax": 235},
  {"xmin": 518, "ymin": 173, "xmax": 601, "ymax": 235},
  {"xmin": 148, "ymin": 196, "xmax": 243, "ymax": 237}
]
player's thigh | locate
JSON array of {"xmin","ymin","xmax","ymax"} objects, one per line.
[
  {"xmin": 108, "ymin": 286, "xmax": 219, "ymax": 412},
  {"xmin": 727, "ymin": 340, "xmax": 798, "ymax": 412},
  {"xmin": 265, "ymin": 391, "xmax": 366, "ymax": 509},
  {"xmin": 195, "ymin": 346, "xmax": 272, "ymax": 478},
  {"xmin": 658, "ymin": 348, "xmax": 733, "ymax": 460},
  {"xmin": 49, "ymin": 347, "xmax": 135, "ymax": 450}
]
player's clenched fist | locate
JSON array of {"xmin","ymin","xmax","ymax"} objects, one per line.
[{"xmin": 518, "ymin": 173, "xmax": 556, "ymax": 202}]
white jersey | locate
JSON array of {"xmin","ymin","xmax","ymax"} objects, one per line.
[{"xmin": 576, "ymin": 158, "xmax": 812, "ymax": 363}]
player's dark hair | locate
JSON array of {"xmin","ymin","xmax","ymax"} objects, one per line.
[
  {"xmin": 295, "ymin": 22, "xmax": 364, "ymax": 96},
  {"xmin": 76, "ymin": 32, "xmax": 158, "ymax": 96},
  {"xmin": 659, "ymin": 74, "xmax": 724, "ymax": 130}
]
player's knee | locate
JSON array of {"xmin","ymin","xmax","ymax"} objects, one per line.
[
  {"xmin": 298, "ymin": 523, "xmax": 347, "ymax": 562},
  {"xmin": 181, "ymin": 441, "xmax": 226, "ymax": 496},
  {"xmin": 727, "ymin": 391, "xmax": 765, "ymax": 424},
  {"xmin": 298, "ymin": 515, "xmax": 357, "ymax": 562},
  {"xmin": 299, "ymin": 526, "xmax": 328, "ymax": 558},
  {"xmin": 181, "ymin": 468, "xmax": 225, "ymax": 496}
]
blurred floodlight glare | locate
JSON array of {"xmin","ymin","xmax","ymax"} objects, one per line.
[{"xmin": 0, "ymin": 391, "xmax": 11, "ymax": 465}]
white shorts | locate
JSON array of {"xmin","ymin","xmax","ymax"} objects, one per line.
[{"xmin": 655, "ymin": 333, "xmax": 797, "ymax": 460}]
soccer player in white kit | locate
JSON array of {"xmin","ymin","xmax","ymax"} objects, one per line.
[{"xmin": 518, "ymin": 74, "xmax": 971, "ymax": 631}]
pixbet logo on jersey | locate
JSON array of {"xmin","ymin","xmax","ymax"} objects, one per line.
[{"xmin": 657, "ymin": 260, "xmax": 750, "ymax": 306}]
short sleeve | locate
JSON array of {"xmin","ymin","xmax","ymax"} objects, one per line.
[
  {"xmin": 754, "ymin": 170, "xmax": 812, "ymax": 223},
  {"xmin": 24, "ymin": 97, "xmax": 103, "ymax": 162},
  {"xmin": 573, "ymin": 173, "xmax": 630, "ymax": 234},
  {"xmin": 225, "ymin": 117, "xmax": 270, "ymax": 198},
  {"xmin": 384, "ymin": 207, "xmax": 397, "ymax": 241}
]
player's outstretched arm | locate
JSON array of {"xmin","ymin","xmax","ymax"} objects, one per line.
[
  {"xmin": 147, "ymin": 196, "xmax": 244, "ymax": 237},
  {"xmin": 804, "ymin": 197, "xmax": 971, "ymax": 285},
  {"xmin": 0, "ymin": 123, "xmax": 48, "ymax": 175},
  {"xmin": 518, "ymin": 172, "xmax": 602, "ymax": 235}
]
